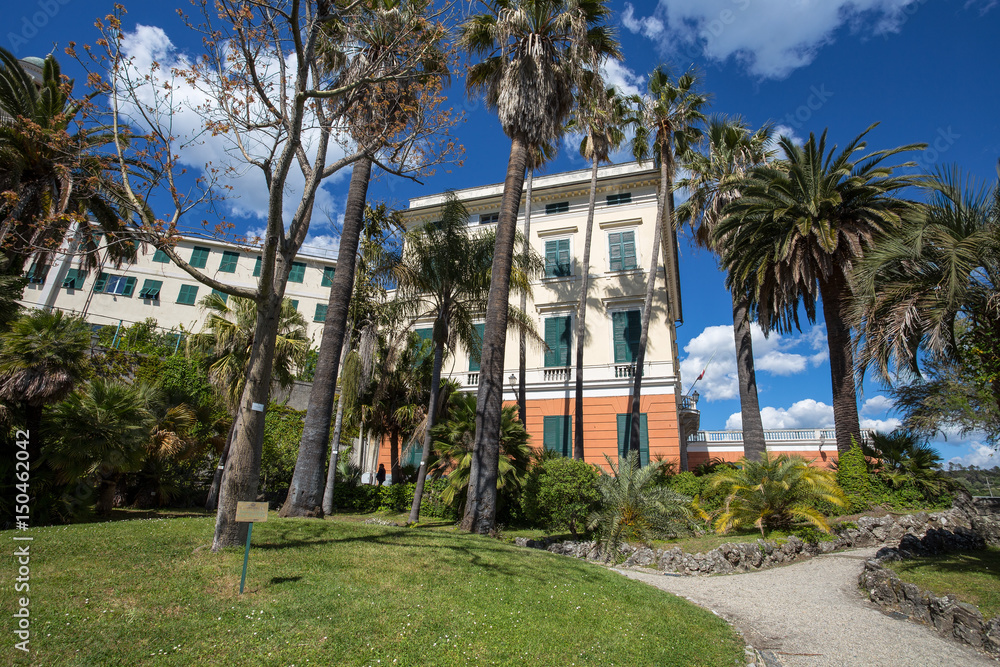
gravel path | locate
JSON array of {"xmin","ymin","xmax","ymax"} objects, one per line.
[{"xmin": 615, "ymin": 548, "xmax": 995, "ymax": 667}]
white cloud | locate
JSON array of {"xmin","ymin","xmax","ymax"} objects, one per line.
[
  {"xmin": 860, "ymin": 417, "xmax": 903, "ymax": 432},
  {"xmin": 622, "ymin": 0, "xmax": 923, "ymax": 79},
  {"xmin": 600, "ymin": 59, "xmax": 645, "ymax": 98},
  {"xmin": 861, "ymin": 395, "xmax": 895, "ymax": 416},
  {"xmin": 726, "ymin": 398, "xmax": 834, "ymax": 430},
  {"xmin": 948, "ymin": 442, "xmax": 998, "ymax": 468},
  {"xmin": 771, "ymin": 124, "xmax": 805, "ymax": 148},
  {"xmin": 116, "ymin": 25, "xmax": 350, "ymax": 229},
  {"xmin": 681, "ymin": 322, "xmax": 826, "ymax": 400}
]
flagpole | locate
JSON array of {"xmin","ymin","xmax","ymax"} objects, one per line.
[{"xmin": 686, "ymin": 349, "xmax": 717, "ymax": 396}]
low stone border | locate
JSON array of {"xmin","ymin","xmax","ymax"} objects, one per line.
[{"xmin": 860, "ymin": 548, "xmax": 1000, "ymax": 658}]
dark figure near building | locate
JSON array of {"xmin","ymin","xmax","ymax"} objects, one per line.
[{"xmin": 376, "ymin": 464, "xmax": 386, "ymax": 487}]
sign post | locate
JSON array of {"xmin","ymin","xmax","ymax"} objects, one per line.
[{"xmin": 235, "ymin": 501, "xmax": 268, "ymax": 594}]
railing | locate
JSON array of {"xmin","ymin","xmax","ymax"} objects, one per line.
[
  {"xmin": 689, "ymin": 429, "xmax": 870, "ymax": 443},
  {"xmin": 543, "ymin": 367, "xmax": 572, "ymax": 382},
  {"xmin": 466, "ymin": 372, "xmax": 479, "ymax": 386},
  {"xmin": 613, "ymin": 363, "xmax": 644, "ymax": 378},
  {"xmin": 679, "ymin": 395, "xmax": 699, "ymax": 411}
]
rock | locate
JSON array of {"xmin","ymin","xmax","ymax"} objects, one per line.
[{"xmin": 952, "ymin": 603, "xmax": 985, "ymax": 648}]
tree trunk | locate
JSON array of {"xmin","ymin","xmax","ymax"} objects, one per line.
[
  {"xmin": 212, "ymin": 288, "xmax": 283, "ymax": 550},
  {"xmin": 461, "ymin": 134, "xmax": 528, "ymax": 534},
  {"xmin": 390, "ymin": 429, "xmax": 401, "ymax": 484},
  {"xmin": 22, "ymin": 402, "xmax": 43, "ymax": 465},
  {"xmin": 95, "ymin": 474, "xmax": 119, "ymax": 516},
  {"xmin": 517, "ymin": 168, "xmax": 534, "ymax": 425},
  {"xmin": 573, "ymin": 160, "xmax": 599, "ymax": 460},
  {"xmin": 321, "ymin": 321, "xmax": 354, "ymax": 515},
  {"xmin": 732, "ymin": 294, "xmax": 766, "ymax": 461},
  {"xmin": 628, "ymin": 149, "xmax": 669, "ymax": 465},
  {"xmin": 205, "ymin": 421, "xmax": 236, "ymax": 511},
  {"xmin": 280, "ymin": 157, "xmax": 372, "ymax": 518},
  {"xmin": 820, "ymin": 273, "xmax": 862, "ymax": 453},
  {"xmin": 408, "ymin": 320, "xmax": 446, "ymax": 523}
]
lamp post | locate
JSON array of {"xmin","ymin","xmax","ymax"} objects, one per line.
[{"xmin": 508, "ymin": 374, "xmax": 519, "ymax": 402}]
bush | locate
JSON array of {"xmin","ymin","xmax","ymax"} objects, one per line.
[
  {"xmin": 523, "ymin": 457, "xmax": 601, "ymax": 536},
  {"xmin": 261, "ymin": 404, "xmax": 305, "ymax": 493},
  {"xmin": 330, "ymin": 480, "xmax": 459, "ymax": 520},
  {"xmin": 836, "ymin": 440, "xmax": 880, "ymax": 512}
]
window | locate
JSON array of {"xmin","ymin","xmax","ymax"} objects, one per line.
[
  {"xmin": 211, "ymin": 288, "xmax": 228, "ymax": 304},
  {"xmin": 469, "ymin": 323, "xmax": 485, "ymax": 372},
  {"xmin": 288, "ymin": 261, "xmax": 306, "ymax": 283},
  {"xmin": 25, "ymin": 262, "xmax": 49, "ymax": 284},
  {"xmin": 152, "ymin": 249, "xmax": 170, "ymax": 263},
  {"xmin": 177, "ymin": 284, "xmax": 199, "ymax": 305},
  {"xmin": 403, "ymin": 443, "xmax": 422, "ymax": 468},
  {"xmin": 62, "ymin": 268, "xmax": 84, "ymax": 289},
  {"xmin": 606, "ymin": 192, "xmax": 632, "ymax": 206},
  {"xmin": 544, "ymin": 238, "xmax": 571, "ymax": 277},
  {"xmin": 314, "ymin": 303, "xmax": 328, "ymax": 322},
  {"xmin": 608, "ymin": 230, "xmax": 638, "ymax": 271},
  {"xmin": 219, "ymin": 250, "xmax": 239, "ymax": 273},
  {"xmin": 415, "ymin": 328, "xmax": 433, "ymax": 343},
  {"xmin": 479, "ymin": 212, "xmax": 499, "ymax": 224},
  {"xmin": 253, "ymin": 256, "xmax": 262, "ymax": 277},
  {"xmin": 414, "ymin": 328, "xmax": 433, "ymax": 362},
  {"xmin": 617, "ymin": 413, "xmax": 649, "ymax": 466},
  {"xmin": 190, "ymin": 246, "xmax": 211, "ymax": 269},
  {"xmin": 321, "ymin": 266, "xmax": 336, "ymax": 287},
  {"xmin": 94, "ymin": 273, "xmax": 136, "ymax": 297},
  {"xmin": 612, "ymin": 310, "xmax": 642, "ymax": 363},
  {"xmin": 544, "ymin": 315, "xmax": 572, "ymax": 367},
  {"xmin": 543, "ymin": 416, "xmax": 573, "ymax": 457},
  {"xmin": 138, "ymin": 279, "xmax": 163, "ymax": 300},
  {"xmin": 288, "ymin": 299, "xmax": 299, "ymax": 311},
  {"xmin": 545, "ymin": 201, "xmax": 569, "ymax": 215}
]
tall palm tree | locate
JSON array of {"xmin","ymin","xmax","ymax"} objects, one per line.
[
  {"xmin": 716, "ymin": 124, "xmax": 924, "ymax": 453},
  {"xmin": 0, "ymin": 309, "xmax": 91, "ymax": 462},
  {"xmin": 458, "ymin": 0, "xmax": 620, "ymax": 534},
  {"xmin": 852, "ymin": 166, "xmax": 1000, "ymax": 416},
  {"xmin": 676, "ymin": 116, "xmax": 772, "ymax": 461},
  {"xmin": 281, "ymin": 0, "xmax": 450, "ymax": 518},
  {"xmin": 0, "ymin": 48, "xmax": 144, "ymax": 274},
  {"xmin": 568, "ymin": 84, "xmax": 640, "ymax": 460},
  {"xmin": 627, "ymin": 65, "xmax": 707, "ymax": 468},
  {"xmin": 194, "ymin": 294, "xmax": 309, "ymax": 511},
  {"xmin": 396, "ymin": 194, "xmax": 539, "ymax": 523}
]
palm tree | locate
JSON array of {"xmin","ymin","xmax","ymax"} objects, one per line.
[
  {"xmin": 852, "ymin": 166, "xmax": 1000, "ymax": 415},
  {"xmin": 0, "ymin": 309, "xmax": 91, "ymax": 462},
  {"xmin": 396, "ymin": 194, "xmax": 539, "ymax": 523},
  {"xmin": 193, "ymin": 294, "xmax": 309, "ymax": 511},
  {"xmin": 709, "ymin": 453, "xmax": 847, "ymax": 536},
  {"xmin": 0, "ymin": 48, "xmax": 144, "ymax": 274},
  {"xmin": 458, "ymin": 0, "xmax": 621, "ymax": 534},
  {"xmin": 716, "ymin": 125, "xmax": 924, "ymax": 453},
  {"xmin": 676, "ymin": 117, "xmax": 772, "ymax": 461},
  {"xmin": 568, "ymin": 84, "xmax": 641, "ymax": 460},
  {"xmin": 281, "ymin": 0, "xmax": 450, "ymax": 518},
  {"xmin": 627, "ymin": 65, "xmax": 707, "ymax": 468},
  {"xmin": 862, "ymin": 430, "xmax": 953, "ymax": 500}
]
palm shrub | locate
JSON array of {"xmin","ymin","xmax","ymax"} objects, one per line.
[
  {"xmin": 862, "ymin": 430, "xmax": 953, "ymax": 503},
  {"xmin": 523, "ymin": 456, "xmax": 601, "ymax": 536},
  {"xmin": 710, "ymin": 453, "xmax": 847, "ymax": 536},
  {"xmin": 588, "ymin": 452, "xmax": 692, "ymax": 556}
]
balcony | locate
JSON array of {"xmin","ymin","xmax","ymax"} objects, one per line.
[{"xmin": 543, "ymin": 367, "xmax": 572, "ymax": 382}]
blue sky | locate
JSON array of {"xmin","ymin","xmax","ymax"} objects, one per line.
[{"xmin": 10, "ymin": 0, "xmax": 999, "ymax": 467}]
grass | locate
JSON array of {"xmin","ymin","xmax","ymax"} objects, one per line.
[
  {"xmin": 1, "ymin": 514, "xmax": 744, "ymax": 666},
  {"xmin": 885, "ymin": 547, "xmax": 1000, "ymax": 620}
]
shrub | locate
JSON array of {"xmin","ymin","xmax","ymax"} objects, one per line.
[
  {"xmin": 836, "ymin": 440, "xmax": 880, "ymax": 512},
  {"xmin": 524, "ymin": 456, "xmax": 601, "ymax": 536},
  {"xmin": 261, "ymin": 404, "xmax": 305, "ymax": 493}
]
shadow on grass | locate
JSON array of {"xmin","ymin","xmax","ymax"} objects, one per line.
[{"xmin": 891, "ymin": 548, "xmax": 1000, "ymax": 580}]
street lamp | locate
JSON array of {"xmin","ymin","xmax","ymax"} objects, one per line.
[{"xmin": 508, "ymin": 373, "xmax": 519, "ymax": 401}]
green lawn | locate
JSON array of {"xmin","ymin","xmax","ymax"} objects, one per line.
[
  {"xmin": 885, "ymin": 547, "xmax": 1000, "ymax": 620},
  {"xmin": 1, "ymin": 515, "xmax": 743, "ymax": 666}
]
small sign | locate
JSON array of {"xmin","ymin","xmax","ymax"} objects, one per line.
[
  {"xmin": 235, "ymin": 501, "xmax": 269, "ymax": 523},
  {"xmin": 251, "ymin": 402, "xmax": 265, "ymax": 413}
]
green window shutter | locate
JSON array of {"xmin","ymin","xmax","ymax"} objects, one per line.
[
  {"xmin": 321, "ymin": 266, "xmax": 336, "ymax": 287},
  {"xmin": 607, "ymin": 192, "xmax": 632, "ymax": 206},
  {"xmin": 253, "ymin": 256, "xmax": 262, "ymax": 277},
  {"xmin": 543, "ymin": 416, "xmax": 572, "ymax": 457},
  {"xmin": 469, "ymin": 323, "xmax": 485, "ymax": 372},
  {"xmin": 26, "ymin": 262, "xmax": 49, "ymax": 284},
  {"xmin": 609, "ymin": 230, "xmax": 637, "ymax": 271},
  {"xmin": 62, "ymin": 268, "xmax": 83, "ymax": 289},
  {"xmin": 139, "ymin": 279, "xmax": 163, "ymax": 300},
  {"xmin": 190, "ymin": 246, "xmax": 210, "ymax": 269},
  {"xmin": 613, "ymin": 310, "xmax": 642, "ymax": 363},
  {"xmin": 219, "ymin": 250, "xmax": 239, "ymax": 273},
  {"xmin": 545, "ymin": 201, "xmax": 569, "ymax": 215},
  {"xmin": 121, "ymin": 276, "xmax": 137, "ymax": 298},
  {"xmin": 608, "ymin": 232, "xmax": 623, "ymax": 271},
  {"xmin": 152, "ymin": 249, "xmax": 170, "ymax": 263},
  {"xmin": 288, "ymin": 261, "xmax": 306, "ymax": 283},
  {"xmin": 621, "ymin": 231, "xmax": 637, "ymax": 270},
  {"xmin": 211, "ymin": 288, "xmax": 228, "ymax": 304},
  {"xmin": 94, "ymin": 272, "xmax": 108, "ymax": 293},
  {"xmin": 289, "ymin": 299, "xmax": 299, "ymax": 311},
  {"xmin": 545, "ymin": 239, "xmax": 571, "ymax": 277},
  {"xmin": 314, "ymin": 303, "xmax": 327, "ymax": 322},
  {"xmin": 415, "ymin": 328, "xmax": 432, "ymax": 342},
  {"xmin": 177, "ymin": 284, "xmax": 199, "ymax": 305},
  {"xmin": 544, "ymin": 316, "xmax": 571, "ymax": 367},
  {"xmin": 617, "ymin": 413, "xmax": 649, "ymax": 466}
]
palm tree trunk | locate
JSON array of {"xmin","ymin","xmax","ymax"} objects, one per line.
[
  {"xmin": 212, "ymin": 289, "xmax": 284, "ymax": 550},
  {"xmin": 95, "ymin": 474, "xmax": 119, "ymax": 516},
  {"xmin": 321, "ymin": 320, "xmax": 354, "ymax": 515},
  {"xmin": 408, "ymin": 321, "xmax": 446, "ymax": 523},
  {"xmin": 390, "ymin": 429, "xmax": 401, "ymax": 484},
  {"xmin": 732, "ymin": 294, "xmax": 767, "ymax": 461},
  {"xmin": 573, "ymin": 160, "xmax": 599, "ymax": 460},
  {"xmin": 205, "ymin": 421, "xmax": 236, "ymax": 511},
  {"xmin": 280, "ymin": 156, "xmax": 372, "ymax": 518},
  {"xmin": 461, "ymin": 134, "xmax": 528, "ymax": 534},
  {"xmin": 820, "ymin": 273, "xmax": 861, "ymax": 453},
  {"xmin": 517, "ymin": 168, "xmax": 534, "ymax": 425}
]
